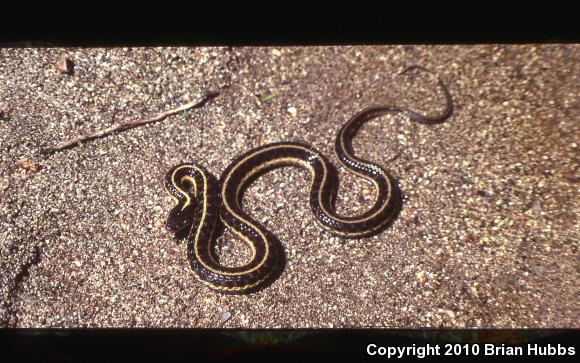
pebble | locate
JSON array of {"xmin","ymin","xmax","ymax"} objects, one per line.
[
  {"xmin": 55, "ymin": 56, "xmax": 74, "ymax": 74},
  {"xmin": 220, "ymin": 310, "xmax": 232, "ymax": 324}
]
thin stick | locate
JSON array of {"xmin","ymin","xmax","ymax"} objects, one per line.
[{"xmin": 41, "ymin": 90, "xmax": 220, "ymax": 155}]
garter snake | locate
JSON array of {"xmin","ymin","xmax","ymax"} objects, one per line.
[{"xmin": 164, "ymin": 65, "xmax": 453, "ymax": 293}]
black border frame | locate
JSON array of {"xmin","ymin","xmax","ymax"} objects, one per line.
[
  {"xmin": 1, "ymin": 1, "xmax": 577, "ymax": 46},
  {"xmin": 2, "ymin": 1, "xmax": 578, "ymax": 361},
  {"xmin": 3, "ymin": 329, "xmax": 579, "ymax": 361}
]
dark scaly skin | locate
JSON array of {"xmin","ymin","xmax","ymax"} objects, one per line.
[
  {"xmin": 164, "ymin": 65, "xmax": 453, "ymax": 293},
  {"xmin": 218, "ymin": 142, "xmax": 398, "ymax": 238},
  {"xmin": 165, "ymin": 164, "xmax": 274, "ymax": 292}
]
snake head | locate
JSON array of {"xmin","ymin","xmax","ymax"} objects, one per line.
[{"xmin": 165, "ymin": 203, "xmax": 194, "ymax": 237}]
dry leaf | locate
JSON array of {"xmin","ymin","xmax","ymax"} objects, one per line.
[{"xmin": 17, "ymin": 159, "xmax": 41, "ymax": 172}]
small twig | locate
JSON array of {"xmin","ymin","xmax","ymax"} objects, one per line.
[{"xmin": 41, "ymin": 90, "xmax": 220, "ymax": 155}]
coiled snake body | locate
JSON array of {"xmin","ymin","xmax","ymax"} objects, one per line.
[{"xmin": 164, "ymin": 66, "xmax": 453, "ymax": 293}]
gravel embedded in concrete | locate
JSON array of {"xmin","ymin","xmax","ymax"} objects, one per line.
[{"xmin": 0, "ymin": 45, "xmax": 578, "ymax": 328}]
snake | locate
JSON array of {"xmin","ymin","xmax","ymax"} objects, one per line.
[{"xmin": 164, "ymin": 65, "xmax": 453, "ymax": 293}]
